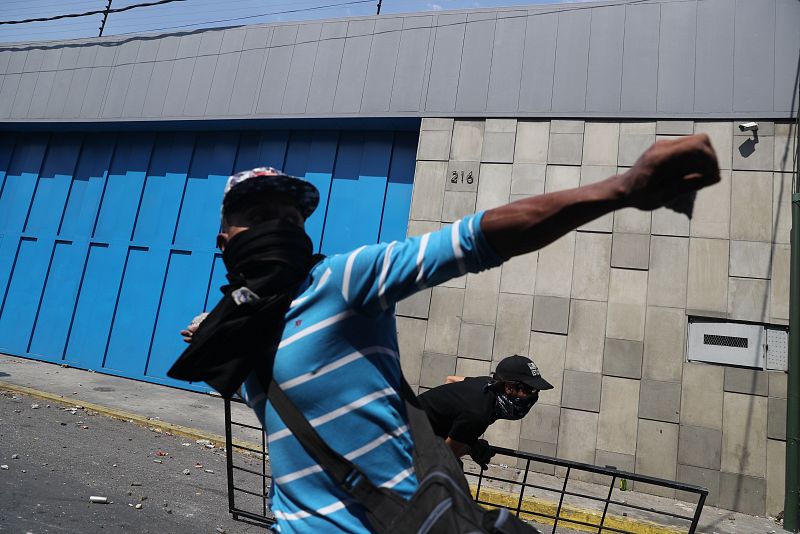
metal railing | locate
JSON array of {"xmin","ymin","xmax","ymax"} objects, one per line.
[
  {"xmin": 223, "ymin": 402, "xmax": 708, "ymax": 532},
  {"xmin": 223, "ymin": 399, "xmax": 275, "ymax": 527},
  {"xmin": 468, "ymin": 446, "xmax": 707, "ymax": 533}
]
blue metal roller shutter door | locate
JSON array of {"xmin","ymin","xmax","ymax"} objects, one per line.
[{"xmin": 0, "ymin": 128, "xmax": 418, "ymax": 392}]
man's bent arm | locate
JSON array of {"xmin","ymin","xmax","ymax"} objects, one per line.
[{"xmin": 482, "ymin": 134, "xmax": 720, "ymax": 259}]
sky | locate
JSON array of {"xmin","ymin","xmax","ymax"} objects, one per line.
[{"xmin": 0, "ymin": 0, "xmax": 579, "ymax": 43}]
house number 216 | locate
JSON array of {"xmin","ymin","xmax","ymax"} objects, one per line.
[{"xmin": 451, "ymin": 170, "xmax": 474, "ymax": 184}]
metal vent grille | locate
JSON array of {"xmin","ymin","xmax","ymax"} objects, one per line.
[
  {"xmin": 766, "ymin": 328, "xmax": 789, "ymax": 371},
  {"xmin": 703, "ymin": 334, "xmax": 748, "ymax": 348}
]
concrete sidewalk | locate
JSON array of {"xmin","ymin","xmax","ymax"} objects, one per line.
[{"xmin": 0, "ymin": 353, "xmax": 790, "ymax": 534}]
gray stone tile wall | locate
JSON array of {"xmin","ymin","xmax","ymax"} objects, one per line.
[{"xmin": 397, "ymin": 118, "xmax": 793, "ymax": 515}]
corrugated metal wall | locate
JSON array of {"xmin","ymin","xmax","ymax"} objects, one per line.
[{"xmin": 0, "ymin": 128, "xmax": 418, "ymax": 391}]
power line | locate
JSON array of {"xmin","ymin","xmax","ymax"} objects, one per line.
[
  {"xmin": 115, "ymin": 0, "xmax": 375, "ymax": 34},
  {"xmin": 0, "ymin": 0, "xmax": 186, "ymax": 25}
]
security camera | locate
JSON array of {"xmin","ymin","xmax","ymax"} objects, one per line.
[{"xmin": 738, "ymin": 122, "xmax": 758, "ymax": 132}]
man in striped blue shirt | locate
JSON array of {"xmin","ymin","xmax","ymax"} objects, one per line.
[{"xmin": 188, "ymin": 135, "xmax": 719, "ymax": 532}]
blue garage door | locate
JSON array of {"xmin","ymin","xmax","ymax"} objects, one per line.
[{"xmin": 0, "ymin": 128, "xmax": 418, "ymax": 391}]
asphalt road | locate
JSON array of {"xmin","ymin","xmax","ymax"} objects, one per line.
[{"xmin": 0, "ymin": 391, "xmax": 271, "ymax": 534}]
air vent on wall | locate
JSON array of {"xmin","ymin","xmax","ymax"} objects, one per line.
[{"xmin": 703, "ymin": 334, "xmax": 748, "ymax": 348}]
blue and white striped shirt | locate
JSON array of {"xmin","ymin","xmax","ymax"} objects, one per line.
[{"xmin": 241, "ymin": 211, "xmax": 503, "ymax": 533}]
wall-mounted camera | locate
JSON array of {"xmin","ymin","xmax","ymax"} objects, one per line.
[{"xmin": 738, "ymin": 122, "xmax": 758, "ymax": 132}]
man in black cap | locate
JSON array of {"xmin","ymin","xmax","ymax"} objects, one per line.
[{"xmin": 418, "ymin": 355, "xmax": 553, "ymax": 469}]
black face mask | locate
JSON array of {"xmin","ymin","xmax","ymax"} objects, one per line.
[
  {"xmin": 168, "ymin": 219, "xmax": 319, "ymax": 398},
  {"xmin": 493, "ymin": 390, "xmax": 539, "ymax": 420}
]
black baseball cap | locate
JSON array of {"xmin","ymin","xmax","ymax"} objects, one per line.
[{"xmin": 494, "ymin": 355, "xmax": 553, "ymax": 391}]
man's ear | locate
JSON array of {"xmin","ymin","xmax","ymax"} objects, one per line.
[{"xmin": 216, "ymin": 232, "xmax": 228, "ymax": 251}]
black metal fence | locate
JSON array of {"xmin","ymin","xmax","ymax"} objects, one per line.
[{"xmin": 224, "ymin": 400, "xmax": 708, "ymax": 532}]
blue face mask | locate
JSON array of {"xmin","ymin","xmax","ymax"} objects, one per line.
[{"xmin": 493, "ymin": 390, "xmax": 539, "ymax": 420}]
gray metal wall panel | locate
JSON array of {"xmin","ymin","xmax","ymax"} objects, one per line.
[
  {"xmin": 348, "ymin": 19, "xmax": 375, "ymax": 37},
  {"xmin": 486, "ymin": 13, "xmax": 526, "ymax": 113},
  {"xmin": 79, "ymin": 67, "xmax": 112, "ymax": 118},
  {"xmin": 271, "ymin": 25, "xmax": 299, "ymax": 47},
  {"xmin": 734, "ymin": 0, "xmax": 775, "ymax": 112},
  {"xmin": 11, "ymin": 73, "xmax": 38, "ymax": 119},
  {"xmin": 23, "ymin": 49, "xmax": 45, "ymax": 73},
  {"xmin": 0, "ymin": 74, "xmax": 21, "ymax": 118},
  {"xmin": 220, "ymin": 28, "xmax": 247, "ymax": 54},
  {"xmin": 243, "ymin": 26, "xmax": 271, "ymax": 50},
  {"xmin": 94, "ymin": 46, "xmax": 117, "ymax": 67},
  {"xmin": 40, "ymin": 49, "xmax": 63, "ymax": 71},
  {"xmin": 228, "ymin": 48, "xmax": 267, "ymax": 115},
  {"xmin": 775, "ymin": 0, "xmax": 800, "ymax": 112},
  {"xmin": 0, "ymin": 51, "xmax": 11, "ymax": 75},
  {"xmin": 320, "ymin": 21, "xmax": 348, "ymax": 39},
  {"xmin": 519, "ymin": 11, "xmax": 558, "ymax": 112},
  {"xmin": 115, "ymin": 40, "xmax": 141, "ymax": 66},
  {"xmin": 62, "ymin": 68, "xmax": 91, "ymax": 118},
  {"xmin": 390, "ymin": 24, "xmax": 431, "ymax": 112},
  {"xmin": 333, "ymin": 35, "xmax": 372, "ymax": 113},
  {"xmin": 282, "ymin": 41, "xmax": 318, "ymax": 114},
  {"xmin": 306, "ymin": 39, "xmax": 345, "ymax": 114},
  {"xmin": 694, "ymin": 0, "xmax": 734, "ymax": 113},
  {"xmin": 426, "ymin": 14, "xmax": 466, "ymax": 112},
  {"xmin": 162, "ymin": 58, "xmax": 196, "ymax": 116},
  {"xmin": 57, "ymin": 47, "xmax": 80, "ymax": 70},
  {"xmin": 205, "ymin": 52, "xmax": 241, "ymax": 116},
  {"xmin": 121, "ymin": 62, "xmax": 154, "ymax": 118},
  {"xmin": 102, "ymin": 64, "xmax": 135, "ymax": 118},
  {"xmin": 586, "ymin": 5, "xmax": 624, "ymax": 112},
  {"xmin": 142, "ymin": 61, "xmax": 173, "ymax": 117},
  {"xmin": 198, "ymin": 30, "xmax": 224, "ymax": 56},
  {"xmin": 552, "ymin": 9, "xmax": 591, "ymax": 112},
  {"xmin": 620, "ymin": 3, "xmax": 660, "ymax": 113},
  {"xmin": 184, "ymin": 55, "xmax": 218, "ymax": 116},
  {"xmin": 256, "ymin": 45, "xmax": 293, "ymax": 114},
  {"xmin": 28, "ymin": 72, "xmax": 56, "ymax": 118},
  {"xmin": 44, "ymin": 70, "xmax": 74, "ymax": 117},
  {"xmin": 155, "ymin": 36, "xmax": 181, "ymax": 61},
  {"xmin": 361, "ymin": 18, "xmax": 402, "ymax": 113},
  {"xmin": 136, "ymin": 39, "xmax": 161, "ymax": 62},
  {"xmin": 7, "ymin": 50, "xmax": 27, "ymax": 74},
  {"xmin": 455, "ymin": 15, "xmax": 495, "ymax": 113},
  {"xmin": 657, "ymin": 1, "xmax": 697, "ymax": 112},
  {"xmin": 176, "ymin": 33, "xmax": 203, "ymax": 59},
  {"xmin": 296, "ymin": 23, "xmax": 322, "ymax": 44},
  {"xmin": 0, "ymin": 0, "xmax": 793, "ymax": 122}
]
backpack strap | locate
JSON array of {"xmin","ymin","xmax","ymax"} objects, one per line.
[{"xmin": 266, "ymin": 379, "xmax": 405, "ymax": 525}]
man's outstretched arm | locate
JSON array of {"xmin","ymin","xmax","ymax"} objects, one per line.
[{"xmin": 482, "ymin": 134, "xmax": 720, "ymax": 258}]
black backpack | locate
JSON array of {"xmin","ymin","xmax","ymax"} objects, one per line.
[{"xmin": 268, "ymin": 377, "xmax": 540, "ymax": 534}]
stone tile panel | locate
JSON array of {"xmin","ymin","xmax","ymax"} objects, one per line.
[
  {"xmin": 718, "ymin": 472, "xmax": 766, "ymax": 516},
  {"xmin": 475, "ymin": 164, "xmax": 512, "ymax": 212},
  {"xmin": 454, "ymin": 357, "xmax": 490, "ymax": 378},
  {"xmin": 397, "ymin": 316, "xmax": 427, "ymax": 385},
  {"xmin": 721, "ymin": 392, "xmax": 767, "ymax": 477},
  {"xmin": 457, "ymin": 322, "xmax": 494, "ymax": 360},
  {"xmin": 771, "ymin": 244, "xmax": 790, "ymax": 321},
  {"xmin": 638, "ymin": 380, "xmax": 681, "ymax": 423},
  {"xmin": 571, "ymin": 232, "xmax": 611, "ymax": 301},
  {"xmin": 694, "ymin": 121, "xmax": 733, "ymax": 170},
  {"xmin": 678, "ymin": 425, "xmax": 722, "ymax": 470},
  {"xmin": 635, "ymin": 420, "xmax": 678, "ymax": 498},
  {"xmin": 578, "ymin": 165, "xmax": 616, "ymax": 232},
  {"xmin": 529, "ymin": 332, "xmax": 566, "ymax": 406},
  {"xmin": 596, "ymin": 376, "xmax": 639, "ymax": 455},
  {"xmin": 610, "ymin": 233, "xmax": 649, "ymax": 270},
  {"xmin": 687, "ymin": 238, "xmax": 729, "ymax": 314},
  {"xmin": 677, "ymin": 464, "xmax": 720, "ymax": 507},
  {"xmin": 691, "ymin": 169, "xmax": 731, "ymax": 239},
  {"xmin": 520, "ymin": 402, "xmax": 561, "ymax": 444},
  {"xmin": 727, "ymin": 277, "xmax": 769, "ymax": 323},
  {"xmin": 499, "ymin": 251, "xmax": 537, "ymax": 295},
  {"xmin": 767, "ymin": 439, "xmax": 785, "ymax": 517},
  {"xmin": 606, "ymin": 268, "xmax": 647, "ymax": 341},
  {"xmin": 510, "ymin": 163, "xmax": 546, "ymax": 196},
  {"xmin": 547, "ymin": 133, "xmax": 583, "ymax": 165},
  {"xmin": 417, "ymin": 128, "xmax": 452, "ymax": 161},
  {"xmin": 419, "ymin": 352, "xmax": 457, "ymax": 388},
  {"xmin": 603, "ymin": 338, "xmax": 643, "ymax": 379},
  {"xmin": 561, "ymin": 370, "xmax": 602, "ymax": 412},
  {"xmin": 642, "ymin": 306, "xmax": 685, "ymax": 382},
  {"xmin": 462, "ymin": 268, "xmax": 501, "ymax": 325},
  {"xmin": 493, "ymin": 293, "xmax": 533, "ymax": 358},
  {"xmin": 565, "ymin": 299, "xmax": 606, "ymax": 373},
  {"xmin": 514, "ymin": 121, "xmax": 549, "ymax": 163},
  {"xmin": 767, "ymin": 397, "xmax": 786, "ymax": 441},
  {"xmin": 410, "ymin": 161, "xmax": 447, "ymax": 221},
  {"xmin": 729, "ymin": 240, "xmax": 771, "ymax": 279},
  {"xmin": 582, "ymin": 122, "xmax": 619, "ymax": 166},
  {"xmin": 730, "ymin": 171, "xmax": 773, "ymax": 242},
  {"xmin": 724, "ymin": 367, "xmax": 768, "ymax": 396},
  {"xmin": 534, "ymin": 232, "xmax": 576, "ymax": 298},
  {"xmin": 733, "ymin": 134, "xmax": 774, "ymax": 172},
  {"xmin": 424, "ymin": 286, "xmax": 464, "ymax": 355},
  {"xmin": 450, "ymin": 120, "xmax": 484, "ymax": 161},
  {"xmin": 681, "ymin": 362, "xmax": 724, "ymax": 430},
  {"xmin": 647, "ymin": 236, "xmax": 689, "ymax": 308}
]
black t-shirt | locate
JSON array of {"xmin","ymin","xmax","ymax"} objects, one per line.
[{"xmin": 418, "ymin": 376, "xmax": 496, "ymax": 446}]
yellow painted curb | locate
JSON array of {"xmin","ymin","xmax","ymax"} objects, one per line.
[
  {"xmin": 0, "ymin": 380, "xmax": 263, "ymax": 455},
  {"xmin": 471, "ymin": 486, "xmax": 686, "ymax": 534}
]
